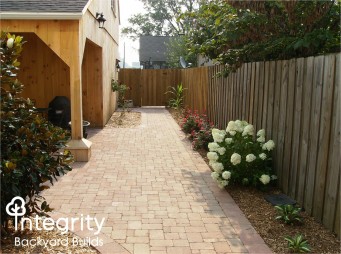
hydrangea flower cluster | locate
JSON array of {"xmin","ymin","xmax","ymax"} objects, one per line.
[{"xmin": 208, "ymin": 120, "xmax": 276, "ymax": 188}]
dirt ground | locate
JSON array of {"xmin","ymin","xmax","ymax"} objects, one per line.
[{"xmin": 106, "ymin": 110, "xmax": 141, "ymax": 128}]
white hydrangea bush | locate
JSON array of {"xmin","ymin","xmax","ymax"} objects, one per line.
[{"xmin": 208, "ymin": 120, "xmax": 276, "ymax": 188}]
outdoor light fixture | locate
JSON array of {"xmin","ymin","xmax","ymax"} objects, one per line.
[
  {"xmin": 96, "ymin": 12, "xmax": 106, "ymax": 28},
  {"xmin": 116, "ymin": 59, "xmax": 121, "ymax": 71}
]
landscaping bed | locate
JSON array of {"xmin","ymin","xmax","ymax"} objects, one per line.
[
  {"xmin": 168, "ymin": 108, "xmax": 340, "ymax": 254},
  {"xmin": 227, "ymin": 186, "xmax": 340, "ymax": 253},
  {"xmin": 106, "ymin": 110, "xmax": 141, "ymax": 128}
]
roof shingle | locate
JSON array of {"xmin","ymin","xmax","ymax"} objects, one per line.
[
  {"xmin": 0, "ymin": 0, "xmax": 89, "ymax": 13},
  {"xmin": 139, "ymin": 36, "xmax": 171, "ymax": 62}
]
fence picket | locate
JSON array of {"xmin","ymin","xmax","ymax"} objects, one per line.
[
  {"xmin": 282, "ymin": 59, "xmax": 296, "ymax": 194},
  {"xmin": 277, "ymin": 60, "xmax": 289, "ymax": 192},
  {"xmin": 257, "ymin": 62, "xmax": 265, "ymax": 129},
  {"xmin": 272, "ymin": 61, "xmax": 282, "ymax": 180},
  {"xmin": 266, "ymin": 62, "xmax": 276, "ymax": 138},
  {"xmin": 323, "ymin": 54, "xmax": 340, "ymax": 233},
  {"xmin": 313, "ymin": 54, "xmax": 336, "ymax": 221},
  {"xmin": 289, "ymin": 58, "xmax": 304, "ymax": 198},
  {"xmin": 229, "ymin": 68, "xmax": 234, "ymax": 122},
  {"xmin": 253, "ymin": 63, "xmax": 260, "ymax": 128},
  {"xmin": 245, "ymin": 63, "xmax": 252, "ymax": 122},
  {"xmin": 296, "ymin": 57, "xmax": 314, "ymax": 206},
  {"xmin": 334, "ymin": 184, "xmax": 340, "ymax": 236},
  {"xmin": 223, "ymin": 70, "xmax": 228, "ymax": 126},
  {"xmin": 249, "ymin": 62, "xmax": 256, "ymax": 124},
  {"xmin": 305, "ymin": 55, "xmax": 325, "ymax": 214},
  {"xmin": 262, "ymin": 62, "xmax": 270, "ymax": 130},
  {"xmin": 237, "ymin": 64, "xmax": 243, "ymax": 119}
]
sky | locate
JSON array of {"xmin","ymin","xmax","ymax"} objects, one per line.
[{"xmin": 119, "ymin": 0, "xmax": 145, "ymax": 68}]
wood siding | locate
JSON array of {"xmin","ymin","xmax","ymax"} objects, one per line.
[
  {"xmin": 2, "ymin": 19, "xmax": 85, "ymax": 140},
  {"xmin": 17, "ymin": 33, "xmax": 70, "ymax": 108},
  {"xmin": 82, "ymin": 39, "xmax": 103, "ymax": 127},
  {"xmin": 82, "ymin": 0, "xmax": 120, "ymax": 126}
]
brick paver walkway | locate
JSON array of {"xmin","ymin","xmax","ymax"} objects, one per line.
[{"xmin": 44, "ymin": 108, "xmax": 272, "ymax": 254}]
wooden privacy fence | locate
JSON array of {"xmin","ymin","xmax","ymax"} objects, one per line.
[
  {"xmin": 118, "ymin": 53, "xmax": 340, "ymax": 236},
  {"xmin": 119, "ymin": 69, "xmax": 181, "ymax": 106},
  {"xmin": 118, "ymin": 67, "xmax": 208, "ymax": 111},
  {"xmin": 208, "ymin": 53, "xmax": 340, "ymax": 236},
  {"xmin": 182, "ymin": 67, "xmax": 209, "ymax": 113}
]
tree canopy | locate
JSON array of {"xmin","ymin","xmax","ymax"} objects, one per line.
[
  {"xmin": 122, "ymin": 0, "xmax": 207, "ymax": 68},
  {"xmin": 185, "ymin": 0, "xmax": 340, "ymax": 74},
  {"xmin": 166, "ymin": 36, "xmax": 197, "ymax": 67},
  {"xmin": 121, "ymin": 0, "xmax": 199, "ymax": 40}
]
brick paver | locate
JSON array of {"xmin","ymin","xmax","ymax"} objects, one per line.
[{"xmin": 44, "ymin": 108, "xmax": 272, "ymax": 254}]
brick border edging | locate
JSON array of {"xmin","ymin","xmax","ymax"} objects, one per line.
[{"xmin": 49, "ymin": 211, "xmax": 131, "ymax": 254}]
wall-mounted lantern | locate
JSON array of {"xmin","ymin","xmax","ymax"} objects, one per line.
[
  {"xmin": 116, "ymin": 59, "xmax": 121, "ymax": 71},
  {"xmin": 96, "ymin": 12, "xmax": 106, "ymax": 28}
]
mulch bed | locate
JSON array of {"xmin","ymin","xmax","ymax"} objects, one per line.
[
  {"xmin": 105, "ymin": 110, "xmax": 141, "ymax": 128},
  {"xmin": 227, "ymin": 186, "xmax": 340, "ymax": 254},
  {"xmin": 168, "ymin": 107, "xmax": 340, "ymax": 254}
]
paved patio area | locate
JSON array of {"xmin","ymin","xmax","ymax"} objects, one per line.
[{"xmin": 44, "ymin": 108, "xmax": 271, "ymax": 254}]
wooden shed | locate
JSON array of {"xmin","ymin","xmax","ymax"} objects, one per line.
[{"xmin": 0, "ymin": 0, "xmax": 120, "ymax": 161}]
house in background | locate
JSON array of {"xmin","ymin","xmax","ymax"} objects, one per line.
[
  {"xmin": 0, "ymin": 0, "xmax": 120, "ymax": 161},
  {"xmin": 139, "ymin": 35, "xmax": 170, "ymax": 69}
]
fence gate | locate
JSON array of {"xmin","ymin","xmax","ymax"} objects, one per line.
[{"xmin": 119, "ymin": 69, "xmax": 181, "ymax": 106}]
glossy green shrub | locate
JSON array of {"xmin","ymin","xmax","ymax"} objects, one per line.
[{"xmin": 0, "ymin": 32, "xmax": 73, "ymax": 233}]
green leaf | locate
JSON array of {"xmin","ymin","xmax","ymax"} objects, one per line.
[{"xmin": 41, "ymin": 201, "xmax": 47, "ymax": 210}]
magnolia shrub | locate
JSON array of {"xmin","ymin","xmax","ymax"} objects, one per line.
[
  {"xmin": 207, "ymin": 120, "xmax": 276, "ymax": 188},
  {"xmin": 1, "ymin": 32, "xmax": 73, "ymax": 233}
]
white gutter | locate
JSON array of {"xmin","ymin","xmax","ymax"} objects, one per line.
[{"xmin": 0, "ymin": 12, "xmax": 83, "ymax": 20}]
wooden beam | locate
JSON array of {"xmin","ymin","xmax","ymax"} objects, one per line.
[{"xmin": 66, "ymin": 20, "xmax": 92, "ymax": 161}]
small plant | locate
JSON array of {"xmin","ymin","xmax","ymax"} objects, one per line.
[
  {"xmin": 285, "ymin": 234, "xmax": 311, "ymax": 253},
  {"xmin": 111, "ymin": 79, "xmax": 120, "ymax": 91},
  {"xmin": 275, "ymin": 204, "xmax": 303, "ymax": 225},
  {"xmin": 192, "ymin": 128, "xmax": 213, "ymax": 151},
  {"xmin": 165, "ymin": 83, "xmax": 186, "ymax": 109},
  {"xmin": 181, "ymin": 109, "xmax": 214, "ymax": 151},
  {"xmin": 112, "ymin": 79, "xmax": 129, "ymax": 107},
  {"xmin": 181, "ymin": 109, "xmax": 201, "ymax": 134}
]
